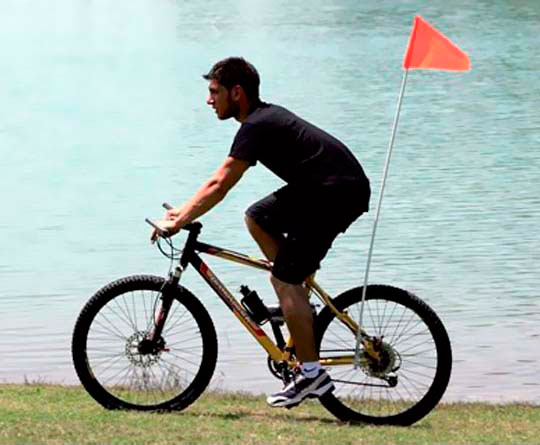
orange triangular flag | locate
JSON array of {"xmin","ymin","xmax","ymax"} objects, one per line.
[{"xmin": 403, "ymin": 16, "xmax": 470, "ymax": 71}]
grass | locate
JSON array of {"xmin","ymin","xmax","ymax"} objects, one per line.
[{"xmin": 0, "ymin": 384, "xmax": 538, "ymax": 444}]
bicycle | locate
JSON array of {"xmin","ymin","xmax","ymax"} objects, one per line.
[{"xmin": 71, "ymin": 204, "xmax": 452, "ymax": 425}]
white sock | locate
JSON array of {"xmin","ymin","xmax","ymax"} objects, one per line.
[{"xmin": 301, "ymin": 361, "xmax": 322, "ymax": 378}]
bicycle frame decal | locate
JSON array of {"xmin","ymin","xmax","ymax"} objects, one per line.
[{"xmin": 191, "ymin": 253, "xmax": 284, "ymax": 361}]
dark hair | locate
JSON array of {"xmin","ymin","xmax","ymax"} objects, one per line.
[{"xmin": 203, "ymin": 57, "xmax": 260, "ymax": 103}]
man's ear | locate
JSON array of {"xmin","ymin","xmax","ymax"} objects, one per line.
[{"xmin": 230, "ymin": 84, "xmax": 243, "ymax": 101}]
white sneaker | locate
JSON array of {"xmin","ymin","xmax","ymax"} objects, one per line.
[{"xmin": 267, "ymin": 369, "xmax": 334, "ymax": 408}]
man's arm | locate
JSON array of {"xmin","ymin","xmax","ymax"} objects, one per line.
[{"xmin": 152, "ymin": 156, "xmax": 250, "ymax": 240}]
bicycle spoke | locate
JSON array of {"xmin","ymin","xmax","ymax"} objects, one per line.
[
  {"xmin": 162, "ymin": 301, "xmax": 189, "ymax": 336},
  {"xmin": 163, "ymin": 351, "xmax": 203, "ymax": 371},
  {"xmin": 94, "ymin": 310, "xmax": 130, "ymax": 340}
]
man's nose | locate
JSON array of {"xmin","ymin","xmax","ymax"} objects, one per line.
[{"xmin": 207, "ymin": 95, "xmax": 214, "ymax": 105}]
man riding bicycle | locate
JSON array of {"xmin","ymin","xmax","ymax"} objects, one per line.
[{"xmin": 151, "ymin": 57, "xmax": 370, "ymax": 408}]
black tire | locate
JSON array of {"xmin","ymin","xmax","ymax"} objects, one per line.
[
  {"xmin": 315, "ymin": 285, "xmax": 452, "ymax": 425},
  {"xmin": 72, "ymin": 275, "xmax": 218, "ymax": 411}
]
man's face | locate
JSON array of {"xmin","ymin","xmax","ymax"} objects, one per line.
[{"xmin": 207, "ymin": 79, "xmax": 238, "ymax": 120}]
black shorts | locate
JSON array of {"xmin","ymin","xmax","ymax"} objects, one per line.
[{"xmin": 245, "ymin": 185, "xmax": 369, "ymax": 284}]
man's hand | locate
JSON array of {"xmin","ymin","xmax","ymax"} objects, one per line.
[
  {"xmin": 163, "ymin": 207, "xmax": 182, "ymax": 220},
  {"xmin": 150, "ymin": 214, "xmax": 183, "ymax": 243}
]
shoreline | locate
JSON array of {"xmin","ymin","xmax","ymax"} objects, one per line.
[{"xmin": 1, "ymin": 381, "xmax": 539, "ymax": 407}]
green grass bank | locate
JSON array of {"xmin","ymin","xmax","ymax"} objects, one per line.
[{"xmin": 0, "ymin": 384, "xmax": 538, "ymax": 444}]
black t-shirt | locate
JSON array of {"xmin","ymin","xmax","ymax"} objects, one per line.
[{"xmin": 229, "ymin": 102, "xmax": 370, "ymax": 210}]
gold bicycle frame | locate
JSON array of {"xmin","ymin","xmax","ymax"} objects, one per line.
[{"xmin": 187, "ymin": 240, "xmax": 367, "ymax": 368}]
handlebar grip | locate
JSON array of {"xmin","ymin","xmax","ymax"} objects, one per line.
[
  {"xmin": 145, "ymin": 218, "xmax": 170, "ymax": 237},
  {"xmin": 163, "ymin": 202, "xmax": 173, "ymax": 210}
]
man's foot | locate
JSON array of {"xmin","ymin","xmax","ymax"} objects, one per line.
[{"xmin": 267, "ymin": 369, "xmax": 335, "ymax": 408}]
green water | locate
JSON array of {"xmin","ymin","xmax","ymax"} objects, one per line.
[{"xmin": 1, "ymin": 0, "xmax": 539, "ymax": 403}]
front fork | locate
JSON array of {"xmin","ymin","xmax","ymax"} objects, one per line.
[{"xmin": 149, "ymin": 265, "xmax": 183, "ymax": 343}]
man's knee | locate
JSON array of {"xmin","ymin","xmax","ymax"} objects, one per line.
[
  {"xmin": 245, "ymin": 215, "xmax": 268, "ymax": 242},
  {"xmin": 270, "ymin": 274, "xmax": 311, "ymax": 318},
  {"xmin": 270, "ymin": 273, "xmax": 288, "ymax": 293},
  {"xmin": 244, "ymin": 214, "xmax": 258, "ymax": 234},
  {"xmin": 270, "ymin": 274, "xmax": 304, "ymax": 296}
]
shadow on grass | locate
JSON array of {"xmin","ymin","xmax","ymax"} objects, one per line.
[
  {"xmin": 168, "ymin": 407, "xmax": 433, "ymax": 430},
  {"xmin": 183, "ymin": 409, "xmax": 348, "ymax": 425}
]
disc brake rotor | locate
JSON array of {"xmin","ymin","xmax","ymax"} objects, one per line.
[{"xmin": 125, "ymin": 331, "xmax": 162, "ymax": 368}]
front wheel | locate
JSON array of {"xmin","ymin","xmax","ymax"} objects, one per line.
[
  {"xmin": 315, "ymin": 285, "xmax": 452, "ymax": 425},
  {"xmin": 72, "ymin": 275, "xmax": 218, "ymax": 411}
]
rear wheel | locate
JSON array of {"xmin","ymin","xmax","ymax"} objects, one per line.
[
  {"xmin": 72, "ymin": 275, "xmax": 217, "ymax": 411},
  {"xmin": 315, "ymin": 285, "xmax": 452, "ymax": 425}
]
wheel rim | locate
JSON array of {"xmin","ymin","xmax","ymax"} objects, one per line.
[
  {"xmin": 85, "ymin": 288, "xmax": 205, "ymax": 407},
  {"xmin": 319, "ymin": 294, "xmax": 445, "ymax": 420}
]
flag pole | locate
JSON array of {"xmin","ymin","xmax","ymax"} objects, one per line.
[{"xmin": 354, "ymin": 69, "xmax": 409, "ymax": 367}]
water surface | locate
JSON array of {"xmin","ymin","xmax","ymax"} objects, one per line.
[{"xmin": 1, "ymin": 0, "xmax": 539, "ymax": 404}]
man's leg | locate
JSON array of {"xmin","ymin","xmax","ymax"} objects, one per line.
[
  {"xmin": 246, "ymin": 215, "xmax": 315, "ymax": 355},
  {"xmin": 246, "ymin": 215, "xmax": 317, "ymax": 360},
  {"xmin": 269, "ymin": 275, "xmax": 317, "ymax": 362},
  {"xmin": 246, "ymin": 216, "xmax": 334, "ymax": 407},
  {"xmin": 266, "ymin": 273, "xmax": 334, "ymax": 408}
]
